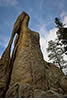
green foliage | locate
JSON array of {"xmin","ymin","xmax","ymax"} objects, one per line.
[
  {"xmin": 55, "ymin": 17, "xmax": 67, "ymax": 54},
  {"xmin": 47, "ymin": 40, "xmax": 66, "ymax": 70},
  {"xmin": 55, "ymin": 17, "xmax": 64, "ymax": 28},
  {"xmin": 47, "ymin": 17, "xmax": 67, "ymax": 71}
]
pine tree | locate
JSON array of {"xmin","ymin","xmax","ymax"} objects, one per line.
[
  {"xmin": 55, "ymin": 17, "xmax": 67, "ymax": 54},
  {"xmin": 47, "ymin": 40, "xmax": 67, "ymax": 70},
  {"xmin": 55, "ymin": 17, "xmax": 64, "ymax": 28}
]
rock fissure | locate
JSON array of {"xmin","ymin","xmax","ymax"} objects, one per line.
[{"xmin": 29, "ymin": 60, "xmax": 34, "ymax": 97}]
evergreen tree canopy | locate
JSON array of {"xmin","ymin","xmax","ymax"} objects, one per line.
[
  {"xmin": 55, "ymin": 17, "xmax": 67, "ymax": 54},
  {"xmin": 47, "ymin": 40, "xmax": 67, "ymax": 70}
]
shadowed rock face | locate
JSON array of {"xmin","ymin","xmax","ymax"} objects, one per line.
[
  {"xmin": 60, "ymin": 75, "xmax": 67, "ymax": 94},
  {"xmin": 0, "ymin": 11, "xmax": 66, "ymax": 98}
]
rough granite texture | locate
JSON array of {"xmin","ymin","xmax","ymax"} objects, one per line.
[
  {"xmin": 0, "ymin": 11, "xmax": 67, "ymax": 98},
  {"xmin": 60, "ymin": 75, "xmax": 67, "ymax": 94}
]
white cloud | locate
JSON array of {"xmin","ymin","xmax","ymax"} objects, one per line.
[
  {"xmin": 60, "ymin": 12, "xmax": 67, "ymax": 18},
  {"xmin": 60, "ymin": 12, "xmax": 67, "ymax": 27},
  {"xmin": 63, "ymin": 16, "xmax": 67, "ymax": 27},
  {"xmin": 38, "ymin": 24, "xmax": 57, "ymax": 61},
  {"xmin": 39, "ymin": 13, "xmax": 67, "ymax": 62},
  {"xmin": 0, "ymin": 0, "xmax": 18, "ymax": 6}
]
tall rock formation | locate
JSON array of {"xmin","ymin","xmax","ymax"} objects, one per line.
[
  {"xmin": 6, "ymin": 12, "xmax": 48, "ymax": 97},
  {"xmin": 0, "ymin": 11, "xmax": 28, "ymax": 97},
  {"xmin": 0, "ymin": 11, "xmax": 67, "ymax": 98}
]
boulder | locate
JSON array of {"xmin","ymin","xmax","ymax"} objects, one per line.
[
  {"xmin": 44, "ymin": 62, "xmax": 64, "ymax": 89},
  {"xmin": 34, "ymin": 89, "xmax": 65, "ymax": 98},
  {"xmin": 60, "ymin": 75, "xmax": 67, "ymax": 94}
]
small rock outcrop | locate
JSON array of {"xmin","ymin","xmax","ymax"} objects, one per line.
[
  {"xmin": 0, "ymin": 11, "xmax": 66, "ymax": 98},
  {"xmin": 60, "ymin": 75, "xmax": 67, "ymax": 94}
]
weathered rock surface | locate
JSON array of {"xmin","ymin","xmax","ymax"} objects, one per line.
[
  {"xmin": 44, "ymin": 62, "xmax": 64, "ymax": 89},
  {"xmin": 0, "ymin": 12, "xmax": 27, "ymax": 97},
  {"xmin": 60, "ymin": 75, "xmax": 67, "ymax": 94},
  {"xmin": 6, "ymin": 12, "xmax": 48, "ymax": 97},
  {"xmin": 0, "ymin": 11, "xmax": 66, "ymax": 98}
]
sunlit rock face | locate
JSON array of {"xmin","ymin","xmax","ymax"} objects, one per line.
[
  {"xmin": 6, "ymin": 12, "xmax": 48, "ymax": 97},
  {"xmin": 0, "ymin": 11, "xmax": 66, "ymax": 98}
]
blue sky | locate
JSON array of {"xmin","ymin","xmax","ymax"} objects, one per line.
[{"xmin": 0, "ymin": 0, "xmax": 67, "ymax": 60}]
